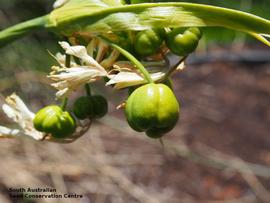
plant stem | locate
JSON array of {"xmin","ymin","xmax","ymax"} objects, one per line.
[
  {"xmin": 61, "ymin": 97, "xmax": 68, "ymax": 111},
  {"xmin": 65, "ymin": 54, "xmax": 71, "ymax": 67},
  {"xmin": 85, "ymin": 84, "xmax": 91, "ymax": 96},
  {"xmin": 0, "ymin": 15, "xmax": 47, "ymax": 47},
  {"xmin": 159, "ymin": 138, "xmax": 164, "ymax": 148},
  {"xmin": 97, "ymin": 35, "xmax": 153, "ymax": 84},
  {"xmin": 159, "ymin": 55, "xmax": 188, "ymax": 82}
]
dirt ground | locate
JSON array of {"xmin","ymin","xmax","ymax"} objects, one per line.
[{"xmin": 0, "ymin": 47, "xmax": 270, "ymax": 203}]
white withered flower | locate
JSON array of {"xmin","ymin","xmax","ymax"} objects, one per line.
[
  {"xmin": 0, "ymin": 94, "xmax": 92, "ymax": 143},
  {"xmin": 0, "ymin": 94, "xmax": 44, "ymax": 140},
  {"xmin": 58, "ymin": 41, "xmax": 105, "ymax": 71},
  {"xmin": 106, "ymin": 71, "xmax": 165, "ymax": 89},
  {"xmin": 48, "ymin": 42, "xmax": 108, "ymax": 98},
  {"xmin": 106, "ymin": 61, "xmax": 185, "ymax": 89}
]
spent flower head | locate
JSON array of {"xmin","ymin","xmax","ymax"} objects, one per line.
[
  {"xmin": 0, "ymin": 94, "xmax": 92, "ymax": 143},
  {"xmin": 106, "ymin": 60, "xmax": 185, "ymax": 89},
  {"xmin": 0, "ymin": 93, "xmax": 44, "ymax": 140},
  {"xmin": 48, "ymin": 41, "xmax": 108, "ymax": 98}
]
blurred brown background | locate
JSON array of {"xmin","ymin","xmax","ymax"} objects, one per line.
[{"xmin": 0, "ymin": 0, "xmax": 270, "ymax": 203}]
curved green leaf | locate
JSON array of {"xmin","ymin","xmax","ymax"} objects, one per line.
[
  {"xmin": 0, "ymin": 1, "xmax": 270, "ymax": 47},
  {"xmin": 48, "ymin": 2, "xmax": 270, "ymax": 37}
]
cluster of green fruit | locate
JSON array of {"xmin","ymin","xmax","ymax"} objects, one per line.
[
  {"xmin": 123, "ymin": 27, "xmax": 202, "ymax": 138},
  {"xmin": 134, "ymin": 27, "xmax": 202, "ymax": 57},
  {"xmin": 33, "ymin": 26, "xmax": 202, "ymax": 140},
  {"xmin": 33, "ymin": 83, "xmax": 180, "ymax": 140},
  {"xmin": 33, "ymin": 94, "xmax": 108, "ymax": 138}
]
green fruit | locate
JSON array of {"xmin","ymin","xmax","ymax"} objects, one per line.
[
  {"xmin": 128, "ymin": 78, "xmax": 173, "ymax": 96},
  {"xmin": 166, "ymin": 27, "xmax": 202, "ymax": 56},
  {"xmin": 91, "ymin": 95, "xmax": 108, "ymax": 118},
  {"xmin": 73, "ymin": 96, "xmax": 94, "ymax": 119},
  {"xmin": 134, "ymin": 29, "xmax": 165, "ymax": 56},
  {"xmin": 73, "ymin": 95, "xmax": 108, "ymax": 119},
  {"xmin": 125, "ymin": 83, "xmax": 179, "ymax": 138},
  {"xmin": 33, "ymin": 105, "xmax": 76, "ymax": 138},
  {"xmin": 115, "ymin": 32, "xmax": 135, "ymax": 54}
]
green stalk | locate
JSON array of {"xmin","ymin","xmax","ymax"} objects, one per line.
[
  {"xmin": 85, "ymin": 84, "xmax": 91, "ymax": 96},
  {"xmin": 65, "ymin": 54, "xmax": 71, "ymax": 67},
  {"xmin": 159, "ymin": 138, "xmax": 164, "ymax": 149},
  {"xmin": 0, "ymin": 15, "xmax": 47, "ymax": 47},
  {"xmin": 60, "ymin": 97, "xmax": 68, "ymax": 111},
  {"xmin": 97, "ymin": 35, "xmax": 153, "ymax": 83},
  {"xmin": 162, "ymin": 55, "xmax": 188, "ymax": 81}
]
